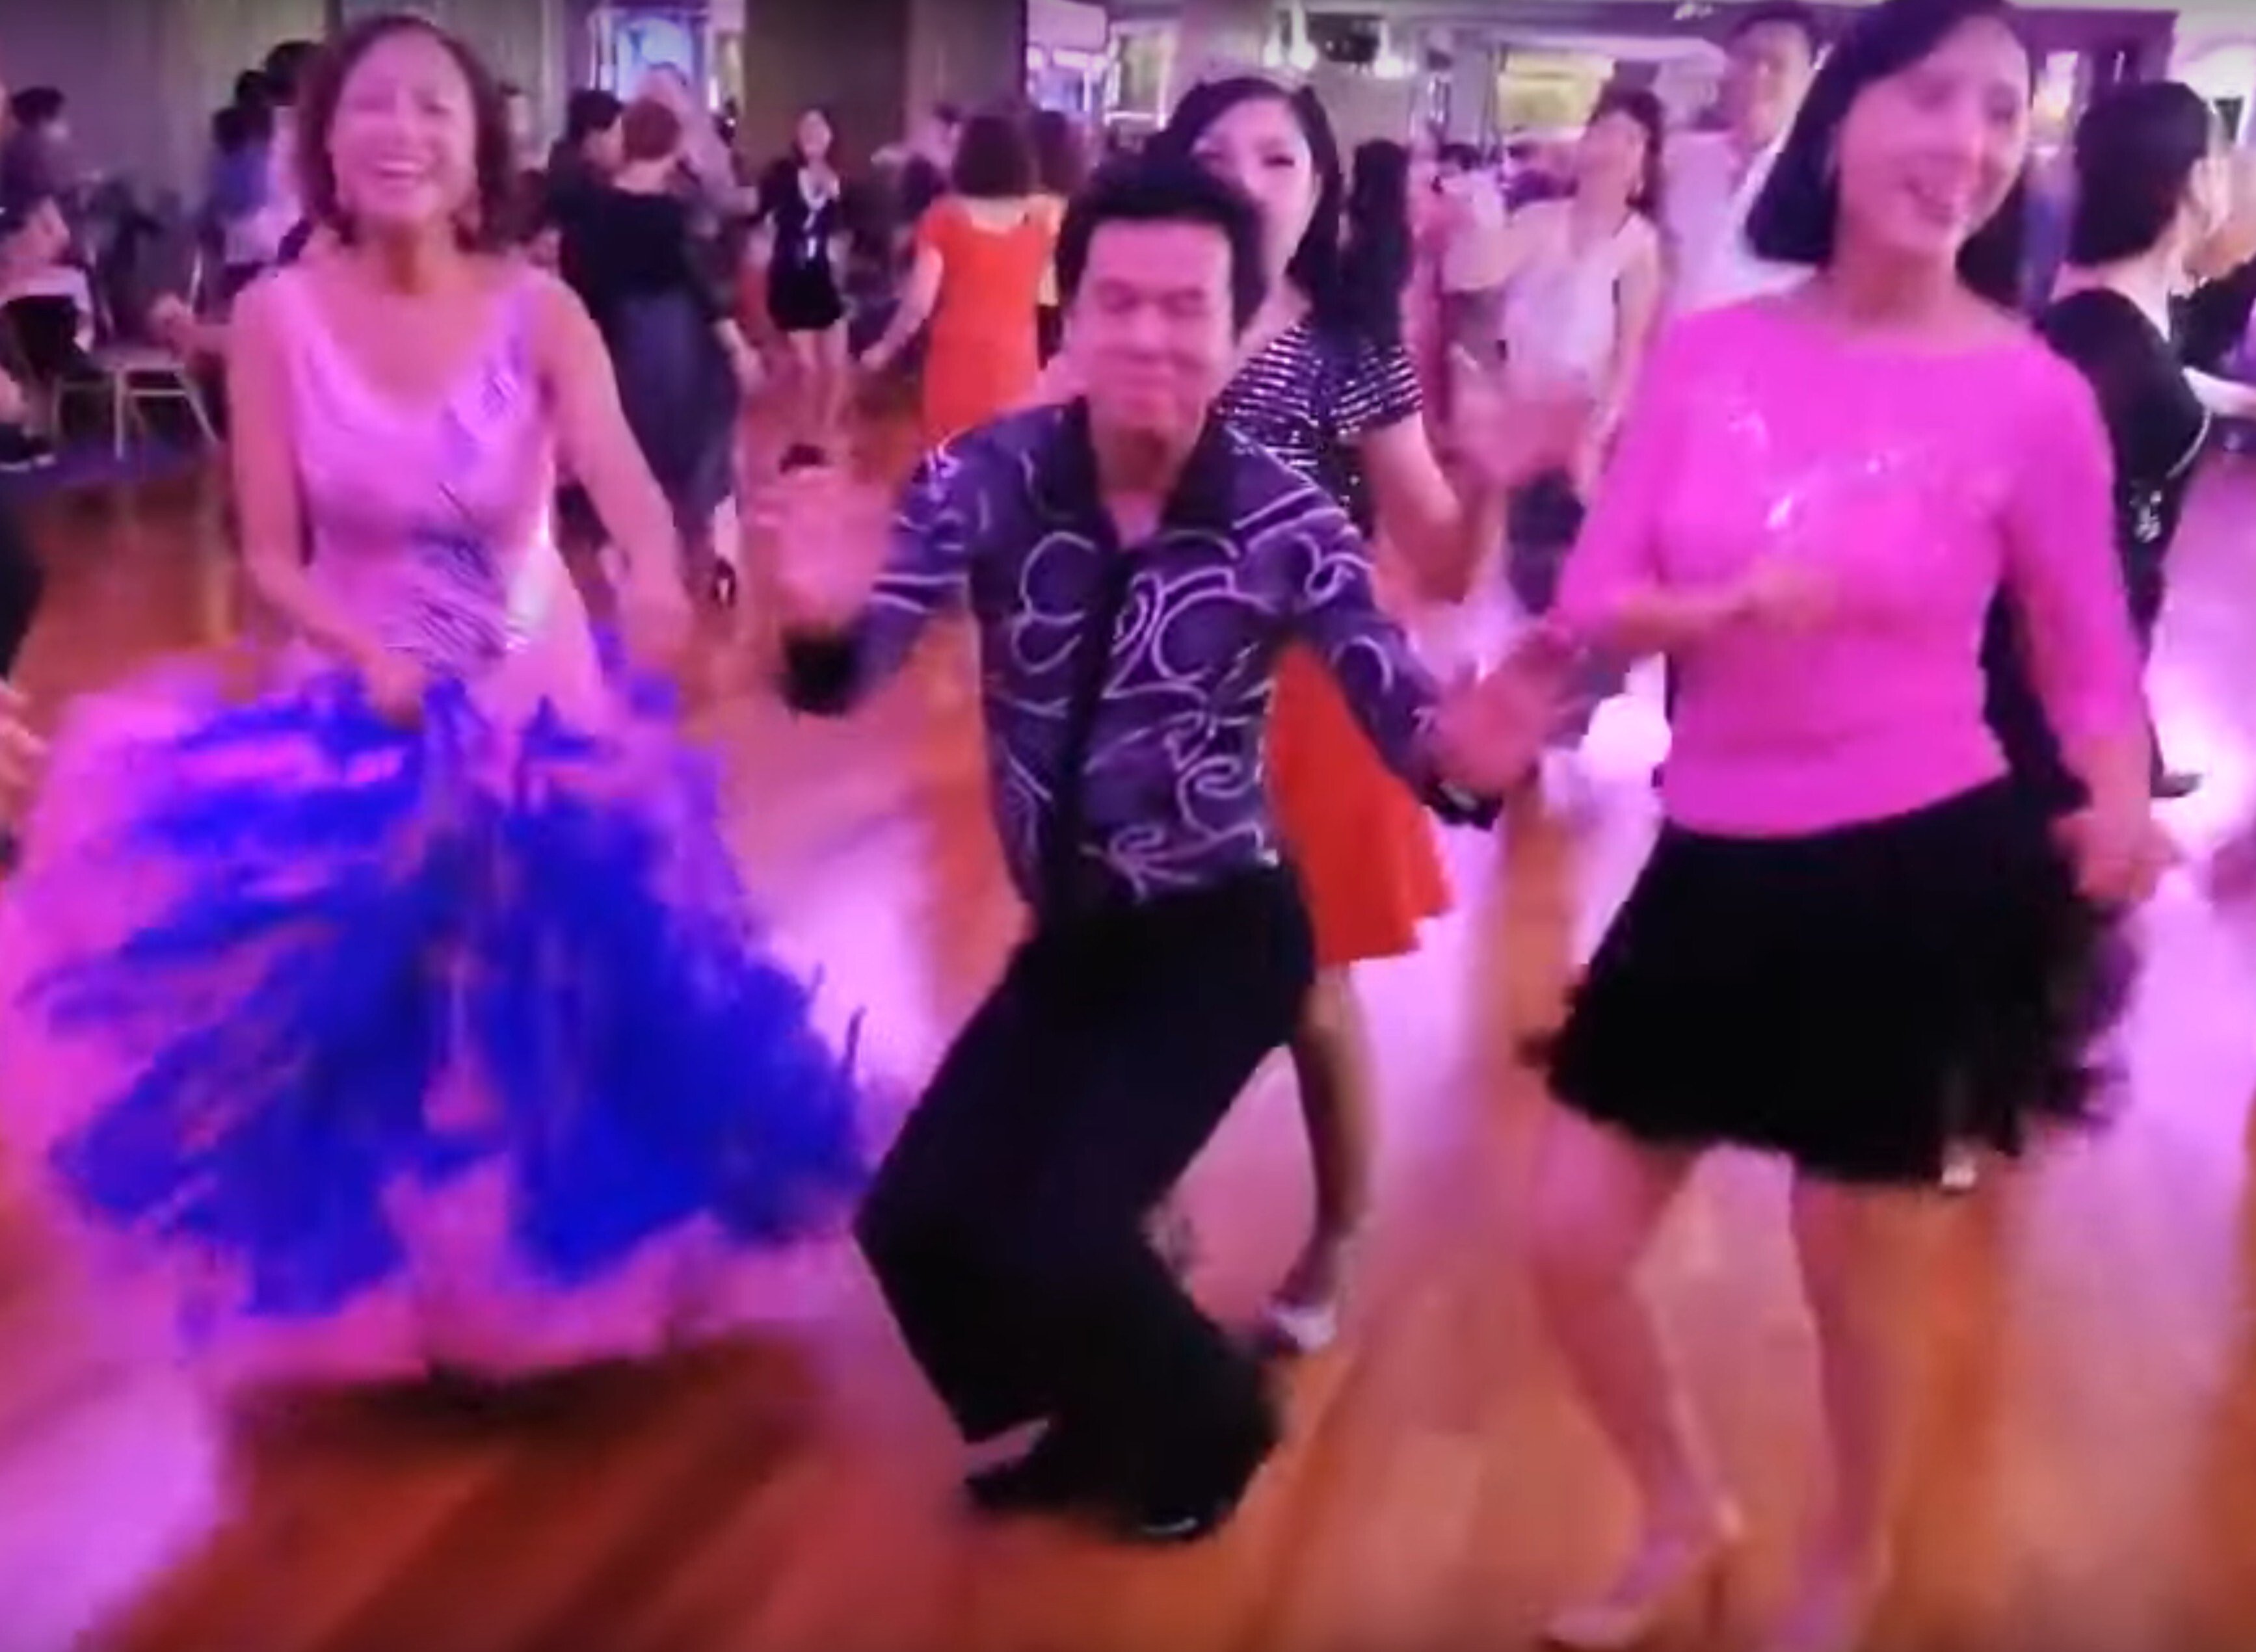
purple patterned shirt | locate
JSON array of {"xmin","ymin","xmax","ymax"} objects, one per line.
[{"xmin": 784, "ymin": 401, "xmax": 1478, "ymax": 913}]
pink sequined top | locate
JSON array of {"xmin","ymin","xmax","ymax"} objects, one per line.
[{"xmin": 1556, "ymin": 300, "xmax": 2147, "ymax": 838}]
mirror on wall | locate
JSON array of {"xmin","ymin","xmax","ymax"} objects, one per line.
[{"xmin": 587, "ymin": 5, "xmax": 708, "ymax": 101}]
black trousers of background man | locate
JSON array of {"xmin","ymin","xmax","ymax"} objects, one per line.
[
  {"xmin": 856, "ymin": 866, "xmax": 1312, "ymax": 1509},
  {"xmin": 0, "ymin": 505, "xmax": 42, "ymax": 679}
]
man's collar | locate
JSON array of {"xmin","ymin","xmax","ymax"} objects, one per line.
[{"xmin": 1052, "ymin": 398, "xmax": 1239, "ymax": 536}]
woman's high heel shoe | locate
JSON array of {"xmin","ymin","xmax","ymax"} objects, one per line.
[
  {"xmin": 1260, "ymin": 1232, "xmax": 1359, "ymax": 1356},
  {"xmin": 1260, "ymin": 1296, "xmax": 1340, "ymax": 1356},
  {"xmin": 1756, "ymin": 1546, "xmax": 1891, "ymax": 1652},
  {"xmin": 1543, "ymin": 1508, "xmax": 1744, "ymax": 1651}
]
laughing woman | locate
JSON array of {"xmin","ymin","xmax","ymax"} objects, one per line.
[{"xmin": 0, "ymin": 16, "xmax": 865, "ymax": 1390}]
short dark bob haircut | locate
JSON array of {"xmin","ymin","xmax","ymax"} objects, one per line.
[
  {"xmin": 2065, "ymin": 79, "xmax": 2219, "ymax": 267},
  {"xmin": 1746, "ymin": 0, "xmax": 2034, "ymax": 308},
  {"xmin": 296, "ymin": 12, "xmax": 519, "ymax": 253},
  {"xmin": 951, "ymin": 109, "xmax": 1036, "ymax": 200},
  {"xmin": 1055, "ymin": 153, "xmax": 1268, "ymax": 334}
]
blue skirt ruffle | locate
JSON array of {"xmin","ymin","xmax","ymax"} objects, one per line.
[{"xmin": 18, "ymin": 648, "xmax": 868, "ymax": 1322}]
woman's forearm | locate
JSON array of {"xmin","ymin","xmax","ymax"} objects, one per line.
[
  {"xmin": 1576, "ymin": 582, "xmax": 1744, "ymax": 659},
  {"xmin": 246, "ymin": 555, "xmax": 386, "ymax": 669},
  {"xmin": 875, "ymin": 296, "xmax": 931, "ymax": 360}
]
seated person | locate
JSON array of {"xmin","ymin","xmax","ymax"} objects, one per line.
[{"xmin": 0, "ymin": 195, "xmax": 92, "ymax": 355}]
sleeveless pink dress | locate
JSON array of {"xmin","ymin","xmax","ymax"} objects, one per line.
[{"xmin": 0, "ymin": 264, "xmax": 866, "ymax": 1387}]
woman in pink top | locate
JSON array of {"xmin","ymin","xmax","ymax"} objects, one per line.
[{"xmin": 1524, "ymin": 3, "xmax": 2168, "ymax": 1649}]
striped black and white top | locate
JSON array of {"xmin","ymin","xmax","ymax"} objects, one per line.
[{"xmin": 1214, "ymin": 317, "xmax": 1424, "ymax": 535}]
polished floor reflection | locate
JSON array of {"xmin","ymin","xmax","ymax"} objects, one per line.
[{"xmin": 3, "ymin": 455, "xmax": 2256, "ymax": 1651}]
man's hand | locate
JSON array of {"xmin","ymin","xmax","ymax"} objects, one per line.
[{"xmin": 1430, "ymin": 657, "xmax": 1558, "ymax": 797}]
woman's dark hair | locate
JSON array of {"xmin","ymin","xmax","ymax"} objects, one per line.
[
  {"xmin": 952, "ymin": 110, "xmax": 1034, "ymax": 199},
  {"xmin": 1028, "ymin": 107, "xmax": 1088, "ymax": 197},
  {"xmin": 790, "ymin": 105, "xmax": 835, "ymax": 166},
  {"xmin": 9, "ymin": 88, "xmax": 64, "ymax": 129},
  {"xmin": 1589, "ymin": 84, "xmax": 1667, "ymax": 221},
  {"xmin": 1346, "ymin": 140, "xmax": 1414, "ymax": 338},
  {"xmin": 620, "ymin": 97, "xmax": 683, "ymax": 165},
  {"xmin": 1152, "ymin": 75, "xmax": 1399, "ymax": 345},
  {"xmin": 295, "ymin": 13, "xmax": 518, "ymax": 252},
  {"xmin": 1746, "ymin": 0, "xmax": 2034, "ymax": 308},
  {"xmin": 1055, "ymin": 153, "xmax": 1267, "ymax": 332},
  {"xmin": 563, "ymin": 88, "xmax": 624, "ymax": 148},
  {"xmin": 2065, "ymin": 79, "xmax": 2218, "ymax": 267}
]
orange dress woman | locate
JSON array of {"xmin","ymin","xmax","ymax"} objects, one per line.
[
  {"xmin": 1154, "ymin": 79, "xmax": 1502, "ymax": 1352},
  {"xmin": 859, "ymin": 112, "xmax": 1054, "ymax": 447}
]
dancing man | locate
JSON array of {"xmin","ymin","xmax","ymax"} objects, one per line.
[{"xmin": 769, "ymin": 155, "xmax": 1559, "ymax": 1543}]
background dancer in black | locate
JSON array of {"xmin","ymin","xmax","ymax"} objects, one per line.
[{"xmin": 1988, "ymin": 79, "xmax": 2251, "ymax": 815}]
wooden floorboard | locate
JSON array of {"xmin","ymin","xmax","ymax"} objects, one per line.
[{"xmin": 3, "ymin": 450, "xmax": 2256, "ymax": 1650}]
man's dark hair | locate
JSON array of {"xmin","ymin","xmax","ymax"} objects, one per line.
[
  {"xmin": 8, "ymin": 88, "xmax": 63, "ymax": 129},
  {"xmin": 1728, "ymin": 1, "xmax": 1824, "ymax": 55},
  {"xmin": 1055, "ymin": 153, "xmax": 1267, "ymax": 332},
  {"xmin": 563, "ymin": 88, "xmax": 624, "ymax": 147},
  {"xmin": 1747, "ymin": 0, "xmax": 2030, "ymax": 308},
  {"xmin": 262, "ymin": 39, "xmax": 319, "ymax": 106},
  {"xmin": 233, "ymin": 68, "xmax": 273, "ymax": 114},
  {"xmin": 952, "ymin": 110, "xmax": 1033, "ymax": 200},
  {"xmin": 2065, "ymin": 79, "xmax": 2218, "ymax": 267}
]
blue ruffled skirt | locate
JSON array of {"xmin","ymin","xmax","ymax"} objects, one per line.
[{"xmin": 0, "ymin": 640, "xmax": 867, "ymax": 1382}]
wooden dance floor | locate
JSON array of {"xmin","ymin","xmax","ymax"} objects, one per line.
[{"xmin": 6, "ymin": 452, "xmax": 2256, "ymax": 1652}]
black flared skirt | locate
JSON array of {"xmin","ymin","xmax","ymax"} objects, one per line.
[
  {"xmin": 768, "ymin": 257, "xmax": 845, "ymax": 335},
  {"xmin": 1549, "ymin": 780, "xmax": 2119, "ymax": 1186}
]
